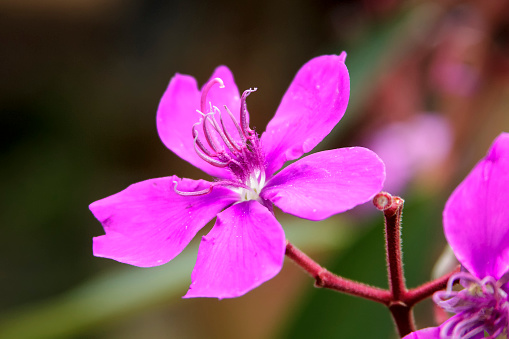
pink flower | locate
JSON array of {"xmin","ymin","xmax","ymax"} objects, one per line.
[
  {"xmin": 403, "ymin": 133, "xmax": 509, "ymax": 338},
  {"xmin": 90, "ymin": 53, "xmax": 386, "ymax": 299}
]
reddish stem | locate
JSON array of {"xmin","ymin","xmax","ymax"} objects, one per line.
[
  {"xmin": 377, "ymin": 193, "xmax": 414, "ymax": 335},
  {"xmin": 381, "ymin": 195, "xmax": 406, "ymax": 301},
  {"xmin": 285, "ymin": 192, "xmax": 458, "ymax": 338},
  {"xmin": 285, "ymin": 241, "xmax": 392, "ymax": 304}
]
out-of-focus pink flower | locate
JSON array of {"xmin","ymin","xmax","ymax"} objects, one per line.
[
  {"xmin": 89, "ymin": 54, "xmax": 386, "ymax": 299},
  {"xmin": 365, "ymin": 114, "xmax": 452, "ymax": 195}
]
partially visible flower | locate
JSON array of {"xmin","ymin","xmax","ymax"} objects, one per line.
[
  {"xmin": 90, "ymin": 53, "xmax": 386, "ymax": 299},
  {"xmin": 404, "ymin": 132, "xmax": 509, "ymax": 338}
]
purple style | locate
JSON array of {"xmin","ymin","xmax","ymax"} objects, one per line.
[{"xmin": 89, "ymin": 53, "xmax": 386, "ymax": 299}]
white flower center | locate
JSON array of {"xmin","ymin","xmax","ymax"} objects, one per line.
[{"xmin": 234, "ymin": 170, "xmax": 266, "ymax": 202}]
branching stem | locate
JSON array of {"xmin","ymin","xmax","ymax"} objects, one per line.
[{"xmin": 285, "ymin": 192, "xmax": 459, "ymax": 338}]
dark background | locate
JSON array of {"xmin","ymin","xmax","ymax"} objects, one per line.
[{"xmin": 1, "ymin": 0, "xmax": 508, "ymax": 338}]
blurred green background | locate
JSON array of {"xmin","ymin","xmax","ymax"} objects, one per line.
[{"xmin": 1, "ymin": 0, "xmax": 508, "ymax": 338}]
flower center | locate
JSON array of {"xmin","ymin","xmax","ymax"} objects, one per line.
[
  {"xmin": 234, "ymin": 169, "xmax": 266, "ymax": 202},
  {"xmin": 434, "ymin": 272, "xmax": 509, "ymax": 339},
  {"xmin": 173, "ymin": 77, "xmax": 266, "ymax": 201}
]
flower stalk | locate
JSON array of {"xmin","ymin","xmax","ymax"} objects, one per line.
[
  {"xmin": 285, "ymin": 241, "xmax": 392, "ymax": 304},
  {"xmin": 285, "ymin": 192, "xmax": 460, "ymax": 338},
  {"xmin": 378, "ymin": 193, "xmax": 415, "ymax": 335}
]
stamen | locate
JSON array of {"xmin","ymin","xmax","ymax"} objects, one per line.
[
  {"xmin": 224, "ymin": 105, "xmax": 246, "ymax": 143},
  {"xmin": 441, "ymin": 316, "xmax": 461, "ymax": 338},
  {"xmin": 461, "ymin": 325, "xmax": 485, "ymax": 339},
  {"xmin": 190, "ymin": 82, "xmax": 266, "ymax": 198},
  {"xmin": 173, "ymin": 181, "xmax": 213, "ymax": 196},
  {"xmin": 240, "ymin": 88, "xmax": 257, "ymax": 137},
  {"xmin": 192, "ymin": 120, "xmax": 216, "ymax": 157},
  {"xmin": 452, "ymin": 272, "xmax": 482, "ymax": 291},
  {"xmin": 209, "ymin": 106, "xmax": 239, "ymax": 153},
  {"xmin": 218, "ymin": 110, "xmax": 242, "ymax": 152},
  {"xmin": 453, "ymin": 316, "xmax": 482, "ymax": 338},
  {"xmin": 203, "ymin": 115, "xmax": 223, "ymax": 153},
  {"xmin": 200, "ymin": 78, "xmax": 224, "ymax": 114},
  {"xmin": 219, "ymin": 153, "xmax": 242, "ymax": 171},
  {"xmin": 435, "ymin": 272, "xmax": 509, "ymax": 339},
  {"xmin": 192, "ymin": 132, "xmax": 230, "ymax": 168},
  {"xmin": 215, "ymin": 179, "xmax": 250, "ymax": 190}
]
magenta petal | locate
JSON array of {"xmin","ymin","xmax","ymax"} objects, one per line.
[
  {"xmin": 402, "ymin": 327, "xmax": 440, "ymax": 339},
  {"xmin": 90, "ymin": 176, "xmax": 238, "ymax": 267},
  {"xmin": 261, "ymin": 54, "xmax": 350, "ymax": 176},
  {"xmin": 443, "ymin": 132, "xmax": 509, "ymax": 280},
  {"xmin": 261, "ymin": 147, "xmax": 385, "ymax": 221},
  {"xmin": 183, "ymin": 201, "xmax": 286, "ymax": 299}
]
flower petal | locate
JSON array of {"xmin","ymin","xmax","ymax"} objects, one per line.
[
  {"xmin": 90, "ymin": 176, "xmax": 238, "ymax": 267},
  {"xmin": 183, "ymin": 200, "xmax": 286, "ymax": 299},
  {"xmin": 261, "ymin": 147, "xmax": 385, "ymax": 221},
  {"xmin": 261, "ymin": 53, "xmax": 350, "ymax": 176},
  {"xmin": 402, "ymin": 327, "xmax": 440, "ymax": 339},
  {"xmin": 443, "ymin": 132, "xmax": 509, "ymax": 279},
  {"xmin": 156, "ymin": 66, "xmax": 240, "ymax": 178}
]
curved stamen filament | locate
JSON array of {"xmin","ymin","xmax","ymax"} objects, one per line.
[
  {"xmin": 192, "ymin": 121, "xmax": 216, "ymax": 157},
  {"xmin": 453, "ymin": 316, "xmax": 482, "ymax": 338},
  {"xmin": 441, "ymin": 317, "xmax": 461, "ymax": 338},
  {"xmin": 481, "ymin": 276, "xmax": 499, "ymax": 298},
  {"xmin": 240, "ymin": 88, "xmax": 257, "ymax": 137},
  {"xmin": 451, "ymin": 272, "xmax": 482, "ymax": 291},
  {"xmin": 218, "ymin": 111, "xmax": 241, "ymax": 152},
  {"xmin": 209, "ymin": 107, "xmax": 240, "ymax": 153},
  {"xmin": 203, "ymin": 116, "xmax": 223, "ymax": 153},
  {"xmin": 461, "ymin": 324, "xmax": 485, "ymax": 339},
  {"xmin": 224, "ymin": 105, "xmax": 246, "ymax": 143},
  {"xmin": 192, "ymin": 132, "xmax": 230, "ymax": 168},
  {"xmin": 173, "ymin": 181, "xmax": 213, "ymax": 196},
  {"xmin": 200, "ymin": 78, "xmax": 224, "ymax": 114}
]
